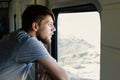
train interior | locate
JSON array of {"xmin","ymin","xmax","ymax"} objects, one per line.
[{"xmin": 0, "ymin": 0, "xmax": 120, "ymax": 80}]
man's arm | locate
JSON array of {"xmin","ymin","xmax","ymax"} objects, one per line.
[
  {"xmin": 37, "ymin": 56, "xmax": 70, "ymax": 80},
  {"xmin": 38, "ymin": 65, "xmax": 54, "ymax": 80}
]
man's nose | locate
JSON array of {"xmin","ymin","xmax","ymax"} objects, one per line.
[{"xmin": 52, "ymin": 25, "xmax": 56, "ymax": 32}]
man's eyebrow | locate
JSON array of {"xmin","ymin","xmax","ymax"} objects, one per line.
[{"xmin": 46, "ymin": 20, "xmax": 53, "ymax": 24}]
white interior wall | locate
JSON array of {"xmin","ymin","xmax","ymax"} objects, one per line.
[{"xmin": 100, "ymin": 0, "xmax": 120, "ymax": 80}]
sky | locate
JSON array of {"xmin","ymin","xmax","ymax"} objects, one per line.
[{"xmin": 58, "ymin": 12, "xmax": 101, "ymax": 51}]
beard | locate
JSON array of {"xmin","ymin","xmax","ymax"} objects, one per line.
[
  {"xmin": 36, "ymin": 30, "xmax": 52, "ymax": 44},
  {"xmin": 37, "ymin": 35, "xmax": 51, "ymax": 44}
]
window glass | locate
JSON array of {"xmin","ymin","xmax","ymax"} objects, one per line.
[{"xmin": 58, "ymin": 12, "xmax": 101, "ymax": 80}]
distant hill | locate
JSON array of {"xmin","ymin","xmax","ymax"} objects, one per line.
[{"xmin": 58, "ymin": 38, "xmax": 100, "ymax": 80}]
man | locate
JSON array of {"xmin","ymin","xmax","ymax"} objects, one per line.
[{"xmin": 0, "ymin": 5, "xmax": 70, "ymax": 80}]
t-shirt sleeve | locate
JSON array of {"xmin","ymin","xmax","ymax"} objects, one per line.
[{"xmin": 16, "ymin": 37, "xmax": 50, "ymax": 63}]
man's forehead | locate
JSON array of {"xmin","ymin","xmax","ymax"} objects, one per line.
[{"xmin": 42, "ymin": 16, "xmax": 54, "ymax": 23}]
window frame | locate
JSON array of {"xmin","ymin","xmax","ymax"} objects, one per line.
[{"xmin": 51, "ymin": 3, "xmax": 99, "ymax": 61}]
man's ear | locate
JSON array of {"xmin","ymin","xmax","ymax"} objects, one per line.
[{"xmin": 32, "ymin": 22, "xmax": 38, "ymax": 31}]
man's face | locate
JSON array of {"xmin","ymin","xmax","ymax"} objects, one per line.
[{"xmin": 36, "ymin": 15, "xmax": 56, "ymax": 44}]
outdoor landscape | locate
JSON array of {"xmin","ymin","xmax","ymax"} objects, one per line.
[{"xmin": 58, "ymin": 37, "xmax": 100, "ymax": 80}]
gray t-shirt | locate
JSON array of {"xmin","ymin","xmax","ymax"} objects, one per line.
[{"xmin": 0, "ymin": 30, "xmax": 50, "ymax": 80}]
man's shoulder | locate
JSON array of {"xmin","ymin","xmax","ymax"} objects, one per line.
[{"xmin": 15, "ymin": 30, "xmax": 32, "ymax": 43}]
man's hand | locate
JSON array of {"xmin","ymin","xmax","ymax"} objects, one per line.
[
  {"xmin": 39, "ymin": 71, "xmax": 54, "ymax": 80},
  {"xmin": 39, "ymin": 66, "xmax": 55, "ymax": 80}
]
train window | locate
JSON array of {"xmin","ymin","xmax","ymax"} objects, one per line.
[{"xmin": 52, "ymin": 4, "xmax": 101, "ymax": 80}]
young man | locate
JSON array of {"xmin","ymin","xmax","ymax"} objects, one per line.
[{"xmin": 0, "ymin": 5, "xmax": 70, "ymax": 80}]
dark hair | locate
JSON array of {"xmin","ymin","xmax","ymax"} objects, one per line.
[{"xmin": 21, "ymin": 5, "xmax": 55, "ymax": 32}]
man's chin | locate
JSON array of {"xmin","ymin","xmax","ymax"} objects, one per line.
[{"xmin": 43, "ymin": 39, "xmax": 51, "ymax": 45}]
